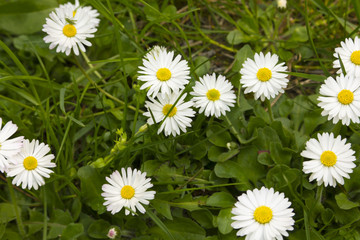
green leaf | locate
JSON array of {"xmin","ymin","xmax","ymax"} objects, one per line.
[
  {"xmin": 206, "ymin": 192, "xmax": 235, "ymax": 208},
  {"xmin": 206, "ymin": 125, "xmax": 232, "ymax": 147},
  {"xmin": 0, "ymin": 0, "xmax": 58, "ymax": 34},
  {"xmin": 217, "ymin": 208, "xmax": 233, "ymax": 234},
  {"xmin": 226, "ymin": 29, "xmax": 250, "ymax": 45},
  {"xmin": 335, "ymin": 193, "xmax": 360, "ymax": 210},
  {"xmin": 194, "ymin": 56, "xmax": 211, "ymax": 77},
  {"xmin": 152, "ymin": 199, "xmax": 173, "ymax": 220},
  {"xmin": 61, "ymin": 223, "xmax": 84, "ymax": 240},
  {"xmin": 48, "ymin": 209, "xmax": 73, "ymax": 239},
  {"xmin": 0, "ymin": 203, "xmax": 20, "ymax": 223},
  {"xmin": 191, "ymin": 210, "xmax": 214, "ymax": 229},
  {"xmin": 233, "ymin": 44, "xmax": 254, "ymax": 72},
  {"xmin": 77, "ymin": 166, "xmax": 106, "ymax": 214},
  {"xmin": 88, "ymin": 219, "xmax": 111, "ymax": 239},
  {"xmin": 151, "ymin": 217, "xmax": 206, "ymax": 240},
  {"xmin": 28, "ymin": 209, "xmax": 44, "ymax": 235}
]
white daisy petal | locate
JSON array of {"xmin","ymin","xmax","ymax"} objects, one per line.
[
  {"xmin": 0, "ymin": 118, "xmax": 24, "ymax": 173},
  {"xmin": 317, "ymin": 74, "xmax": 360, "ymax": 126},
  {"xmin": 333, "ymin": 36, "xmax": 360, "ymax": 77},
  {"xmin": 240, "ymin": 52, "xmax": 288, "ymax": 101},
  {"xmin": 42, "ymin": 1, "xmax": 99, "ymax": 56},
  {"xmin": 138, "ymin": 47, "xmax": 190, "ymax": 98},
  {"xmin": 301, "ymin": 132, "xmax": 356, "ymax": 187},
  {"xmin": 101, "ymin": 168, "xmax": 156, "ymax": 215},
  {"xmin": 231, "ymin": 187, "xmax": 295, "ymax": 240},
  {"xmin": 143, "ymin": 91, "xmax": 195, "ymax": 137},
  {"xmin": 191, "ymin": 73, "xmax": 236, "ymax": 118},
  {"xmin": 7, "ymin": 139, "xmax": 56, "ymax": 190}
]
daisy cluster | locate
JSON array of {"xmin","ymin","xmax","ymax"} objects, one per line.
[
  {"xmin": 35, "ymin": 1, "xmax": 360, "ymax": 239},
  {"xmin": 0, "ymin": 118, "xmax": 56, "ymax": 190},
  {"xmin": 139, "ymin": 46, "xmax": 237, "ymax": 136}
]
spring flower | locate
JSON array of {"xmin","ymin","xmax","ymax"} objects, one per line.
[
  {"xmin": 0, "ymin": 118, "xmax": 23, "ymax": 173},
  {"xmin": 101, "ymin": 168, "xmax": 156, "ymax": 215},
  {"xmin": 143, "ymin": 91, "xmax": 195, "ymax": 137},
  {"xmin": 277, "ymin": 0, "xmax": 287, "ymax": 9},
  {"xmin": 138, "ymin": 48, "xmax": 190, "ymax": 97},
  {"xmin": 145, "ymin": 45, "xmax": 167, "ymax": 61},
  {"xmin": 333, "ymin": 36, "xmax": 360, "ymax": 77},
  {"xmin": 107, "ymin": 227, "xmax": 117, "ymax": 239},
  {"xmin": 301, "ymin": 132, "xmax": 356, "ymax": 187},
  {"xmin": 231, "ymin": 187, "xmax": 295, "ymax": 240},
  {"xmin": 191, "ymin": 73, "xmax": 236, "ymax": 117},
  {"xmin": 240, "ymin": 52, "xmax": 288, "ymax": 101},
  {"xmin": 318, "ymin": 74, "xmax": 360, "ymax": 126},
  {"xmin": 59, "ymin": 0, "xmax": 100, "ymax": 27},
  {"xmin": 42, "ymin": 2, "xmax": 99, "ymax": 56},
  {"xmin": 7, "ymin": 139, "xmax": 56, "ymax": 190}
]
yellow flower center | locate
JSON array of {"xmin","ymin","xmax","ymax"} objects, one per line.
[
  {"xmin": 162, "ymin": 104, "xmax": 177, "ymax": 117},
  {"xmin": 63, "ymin": 24, "xmax": 77, "ymax": 37},
  {"xmin": 156, "ymin": 68, "xmax": 172, "ymax": 81},
  {"xmin": 121, "ymin": 185, "xmax": 135, "ymax": 199},
  {"xmin": 254, "ymin": 206, "xmax": 273, "ymax": 224},
  {"xmin": 337, "ymin": 89, "xmax": 354, "ymax": 105},
  {"xmin": 23, "ymin": 156, "xmax": 38, "ymax": 171},
  {"xmin": 206, "ymin": 89, "xmax": 221, "ymax": 101},
  {"xmin": 256, "ymin": 68, "xmax": 272, "ymax": 82},
  {"xmin": 320, "ymin": 151, "xmax": 337, "ymax": 167},
  {"xmin": 350, "ymin": 50, "xmax": 360, "ymax": 65}
]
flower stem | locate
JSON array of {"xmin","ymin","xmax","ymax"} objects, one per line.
[
  {"xmin": 43, "ymin": 186, "xmax": 48, "ymax": 240},
  {"xmin": 266, "ymin": 99, "xmax": 274, "ymax": 122},
  {"xmin": 7, "ymin": 178, "xmax": 26, "ymax": 237}
]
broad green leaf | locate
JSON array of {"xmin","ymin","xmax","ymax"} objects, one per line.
[
  {"xmin": 206, "ymin": 192, "xmax": 235, "ymax": 208},
  {"xmin": 61, "ymin": 223, "xmax": 84, "ymax": 240},
  {"xmin": 194, "ymin": 56, "xmax": 211, "ymax": 77},
  {"xmin": 217, "ymin": 208, "xmax": 233, "ymax": 235},
  {"xmin": 335, "ymin": 193, "xmax": 360, "ymax": 210},
  {"xmin": 0, "ymin": 0, "xmax": 57, "ymax": 34},
  {"xmin": 152, "ymin": 199, "xmax": 173, "ymax": 220},
  {"xmin": 77, "ymin": 166, "xmax": 106, "ymax": 214},
  {"xmin": 0, "ymin": 203, "xmax": 20, "ymax": 224},
  {"xmin": 88, "ymin": 219, "xmax": 111, "ymax": 239},
  {"xmin": 206, "ymin": 125, "xmax": 232, "ymax": 147},
  {"xmin": 191, "ymin": 210, "xmax": 214, "ymax": 229}
]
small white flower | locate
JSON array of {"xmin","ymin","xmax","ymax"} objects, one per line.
[
  {"xmin": 7, "ymin": 139, "xmax": 56, "ymax": 190},
  {"xmin": 318, "ymin": 74, "xmax": 360, "ymax": 126},
  {"xmin": 101, "ymin": 168, "xmax": 156, "ymax": 215},
  {"xmin": 301, "ymin": 132, "xmax": 356, "ymax": 187},
  {"xmin": 231, "ymin": 187, "xmax": 295, "ymax": 240},
  {"xmin": 240, "ymin": 52, "xmax": 288, "ymax": 101},
  {"xmin": 42, "ymin": 3, "xmax": 99, "ymax": 56},
  {"xmin": 59, "ymin": 0, "xmax": 100, "ymax": 28},
  {"xmin": 145, "ymin": 45, "xmax": 167, "ymax": 61},
  {"xmin": 277, "ymin": 0, "xmax": 287, "ymax": 9},
  {"xmin": 107, "ymin": 227, "xmax": 117, "ymax": 239},
  {"xmin": 191, "ymin": 73, "xmax": 236, "ymax": 118},
  {"xmin": 333, "ymin": 36, "xmax": 360, "ymax": 77},
  {"xmin": 138, "ymin": 48, "xmax": 190, "ymax": 97},
  {"xmin": 0, "ymin": 118, "xmax": 23, "ymax": 173},
  {"xmin": 143, "ymin": 91, "xmax": 195, "ymax": 137}
]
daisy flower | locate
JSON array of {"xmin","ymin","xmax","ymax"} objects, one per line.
[
  {"xmin": 240, "ymin": 52, "xmax": 288, "ymax": 101},
  {"xmin": 277, "ymin": 0, "xmax": 287, "ymax": 9},
  {"xmin": 333, "ymin": 36, "xmax": 360, "ymax": 77},
  {"xmin": 0, "ymin": 118, "xmax": 23, "ymax": 173},
  {"xmin": 143, "ymin": 91, "xmax": 195, "ymax": 137},
  {"xmin": 317, "ymin": 74, "xmax": 360, "ymax": 126},
  {"xmin": 42, "ymin": 4, "xmax": 99, "ymax": 56},
  {"xmin": 101, "ymin": 168, "xmax": 156, "ymax": 215},
  {"xmin": 231, "ymin": 187, "xmax": 295, "ymax": 240},
  {"xmin": 138, "ymin": 48, "xmax": 190, "ymax": 97},
  {"xmin": 145, "ymin": 45, "xmax": 167, "ymax": 61},
  {"xmin": 59, "ymin": 0, "xmax": 100, "ymax": 28},
  {"xmin": 7, "ymin": 139, "xmax": 56, "ymax": 190},
  {"xmin": 301, "ymin": 132, "xmax": 356, "ymax": 187},
  {"xmin": 191, "ymin": 73, "xmax": 236, "ymax": 117}
]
